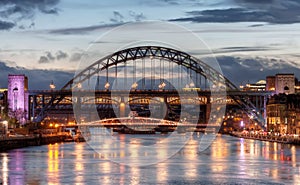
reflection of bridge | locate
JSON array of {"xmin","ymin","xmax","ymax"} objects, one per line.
[
  {"xmin": 27, "ymin": 46, "xmax": 272, "ymax": 127},
  {"xmin": 78, "ymin": 117, "xmax": 220, "ymax": 133}
]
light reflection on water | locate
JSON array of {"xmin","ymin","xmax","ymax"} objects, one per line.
[{"xmin": 0, "ymin": 134, "xmax": 300, "ymax": 184}]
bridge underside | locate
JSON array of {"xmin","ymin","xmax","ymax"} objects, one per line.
[{"xmin": 28, "ymin": 90, "xmax": 269, "ymax": 132}]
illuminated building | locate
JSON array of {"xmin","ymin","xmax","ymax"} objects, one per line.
[
  {"xmin": 241, "ymin": 80, "xmax": 266, "ymax": 91},
  {"xmin": 266, "ymin": 74, "xmax": 296, "ymax": 94},
  {"xmin": 7, "ymin": 74, "xmax": 28, "ymax": 125},
  {"xmin": 266, "ymin": 76, "xmax": 275, "ymax": 91},
  {"xmin": 267, "ymin": 94, "xmax": 300, "ymax": 135},
  {"xmin": 295, "ymin": 78, "xmax": 300, "ymax": 94},
  {"xmin": 275, "ymin": 74, "xmax": 295, "ymax": 94}
]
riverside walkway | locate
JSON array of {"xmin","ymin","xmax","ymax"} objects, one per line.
[
  {"xmin": 0, "ymin": 133, "xmax": 71, "ymax": 151},
  {"xmin": 231, "ymin": 132, "xmax": 300, "ymax": 145}
]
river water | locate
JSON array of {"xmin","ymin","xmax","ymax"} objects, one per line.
[{"xmin": 1, "ymin": 133, "xmax": 300, "ymax": 185}]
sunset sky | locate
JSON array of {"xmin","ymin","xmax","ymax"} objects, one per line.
[{"xmin": 0, "ymin": 0, "xmax": 300, "ymax": 89}]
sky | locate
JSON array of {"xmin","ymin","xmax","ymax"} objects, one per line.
[{"xmin": 0, "ymin": 0, "xmax": 300, "ymax": 89}]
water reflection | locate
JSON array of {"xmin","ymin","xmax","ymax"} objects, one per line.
[
  {"xmin": 1, "ymin": 154, "xmax": 8, "ymax": 185},
  {"xmin": 47, "ymin": 144, "xmax": 60, "ymax": 185},
  {"xmin": 1, "ymin": 134, "xmax": 300, "ymax": 184}
]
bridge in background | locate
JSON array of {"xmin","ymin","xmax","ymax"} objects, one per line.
[{"xmin": 25, "ymin": 46, "xmax": 272, "ymax": 128}]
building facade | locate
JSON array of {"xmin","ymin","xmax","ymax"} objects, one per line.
[
  {"xmin": 266, "ymin": 76, "xmax": 275, "ymax": 91},
  {"xmin": 7, "ymin": 74, "xmax": 28, "ymax": 125},
  {"xmin": 275, "ymin": 74, "xmax": 295, "ymax": 94},
  {"xmin": 266, "ymin": 74, "xmax": 296, "ymax": 94},
  {"xmin": 267, "ymin": 94, "xmax": 300, "ymax": 135}
]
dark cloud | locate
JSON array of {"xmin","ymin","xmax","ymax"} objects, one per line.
[
  {"xmin": 237, "ymin": 0, "xmax": 274, "ymax": 3},
  {"xmin": 217, "ymin": 56, "xmax": 300, "ymax": 86},
  {"xmin": 46, "ymin": 52, "xmax": 55, "ymax": 61},
  {"xmin": 0, "ymin": 20, "xmax": 15, "ymax": 30},
  {"xmin": 214, "ymin": 46, "xmax": 272, "ymax": 54},
  {"xmin": 56, "ymin": 50, "xmax": 68, "ymax": 60},
  {"xmin": 48, "ymin": 23, "xmax": 123, "ymax": 35},
  {"xmin": 0, "ymin": 0, "xmax": 60, "ymax": 30},
  {"xmin": 170, "ymin": 0, "xmax": 300, "ymax": 24},
  {"xmin": 110, "ymin": 11, "xmax": 124, "ymax": 23},
  {"xmin": 38, "ymin": 56, "xmax": 50, "ymax": 64},
  {"xmin": 129, "ymin": 11, "xmax": 146, "ymax": 21},
  {"xmin": 38, "ymin": 51, "xmax": 69, "ymax": 63},
  {"xmin": 0, "ymin": 61, "xmax": 73, "ymax": 90},
  {"xmin": 158, "ymin": 0, "xmax": 179, "ymax": 5}
]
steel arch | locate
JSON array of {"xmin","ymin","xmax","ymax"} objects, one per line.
[{"xmin": 62, "ymin": 45, "xmax": 235, "ymax": 90}]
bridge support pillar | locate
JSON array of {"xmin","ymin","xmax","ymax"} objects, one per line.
[
  {"xmin": 161, "ymin": 97, "xmax": 168, "ymax": 119},
  {"xmin": 119, "ymin": 97, "xmax": 126, "ymax": 117},
  {"xmin": 206, "ymin": 96, "xmax": 211, "ymax": 124}
]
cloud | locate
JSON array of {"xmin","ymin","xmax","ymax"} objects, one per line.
[
  {"xmin": 129, "ymin": 11, "xmax": 146, "ymax": 21},
  {"xmin": 170, "ymin": 0, "xmax": 300, "ymax": 24},
  {"xmin": 110, "ymin": 11, "xmax": 124, "ymax": 23},
  {"xmin": 0, "ymin": 0, "xmax": 60, "ymax": 30},
  {"xmin": 0, "ymin": 61, "xmax": 73, "ymax": 89},
  {"xmin": 0, "ymin": 20, "xmax": 15, "ymax": 30},
  {"xmin": 38, "ymin": 56, "xmax": 50, "ymax": 64},
  {"xmin": 216, "ymin": 56, "xmax": 300, "ymax": 85},
  {"xmin": 47, "ymin": 10, "xmax": 146, "ymax": 35},
  {"xmin": 214, "ymin": 46, "xmax": 273, "ymax": 54},
  {"xmin": 38, "ymin": 50, "xmax": 69, "ymax": 63},
  {"xmin": 48, "ymin": 23, "xmax": 123, "ymax": 35},
  {"xmin": 46, "ymin": 52, "xmax": 55, "ymax": 61},
  {"xmin": 56, "ymin": 50, "xmax": 68, "ymax": 60},
  {"xmin": 70, "ymin": 52, "xmax": 83, "ymax": 62}
]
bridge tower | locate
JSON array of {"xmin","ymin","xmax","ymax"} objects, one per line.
[{"xmin": 7, "ymin": 74, "xmax": 28, "ymax": 125}]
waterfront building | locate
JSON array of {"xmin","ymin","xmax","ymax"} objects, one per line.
[
  {"xmin": 266, "ymin": 93, "xmax": 300, "ymax": 135},
  {"xmin": 295, "ymin": 78, "xmax": 300, "ymax": 94}
]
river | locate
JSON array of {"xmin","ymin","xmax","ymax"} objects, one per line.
[{"xmin": 1, "ymin": 133, "xmax": 300, "ymax": 184}]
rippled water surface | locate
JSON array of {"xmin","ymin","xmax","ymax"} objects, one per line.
[{"xmin": 1, "ymin": 133, "xmax": 300, "ymax": 184}]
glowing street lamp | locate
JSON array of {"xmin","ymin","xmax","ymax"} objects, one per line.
[
  {"xmin": 131, "ymin": 82, "xmax": 138, "ymax": 89},
  {"xmin": 240, "ymin": 120, "xmax": 244, "ymax": 128},
  {"xmin": 159, "ymin": 82, "xmax": 166, "ymax": 90},
  {"xmin": 104, "ymin": 82, "xmax": 110, "ymax": 90},
  {"xmin": 50, "ymin": 80, "xmax": 56, "ymax": 90}
]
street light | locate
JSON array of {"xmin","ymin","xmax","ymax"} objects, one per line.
[
  {"xmin": 104, "ymin": 82, "xmax": 110, "ymax": 90},
  {"xmin": 131, "ymin": 82, "xmax": 138, "ymax": 89},
  {"xmin": 159, "ymin": 82, "xmax": 166, "ymax": 90},
  {"xmin": 50, "ymin": 80, "xmax": 56, "ymax": 90}
]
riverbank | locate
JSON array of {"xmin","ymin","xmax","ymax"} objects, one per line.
[
  {"xmin": 230, "ymin": 131, "xmax": 300, "ymax": 145},
  {"xmin": 0, "ymin": 133, "xmax": 72, "ymax": 152}
]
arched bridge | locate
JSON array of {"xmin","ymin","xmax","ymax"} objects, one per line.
[{"xmin": 28, "ymin": 45, "xmax": 270, "ymax": 128}]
